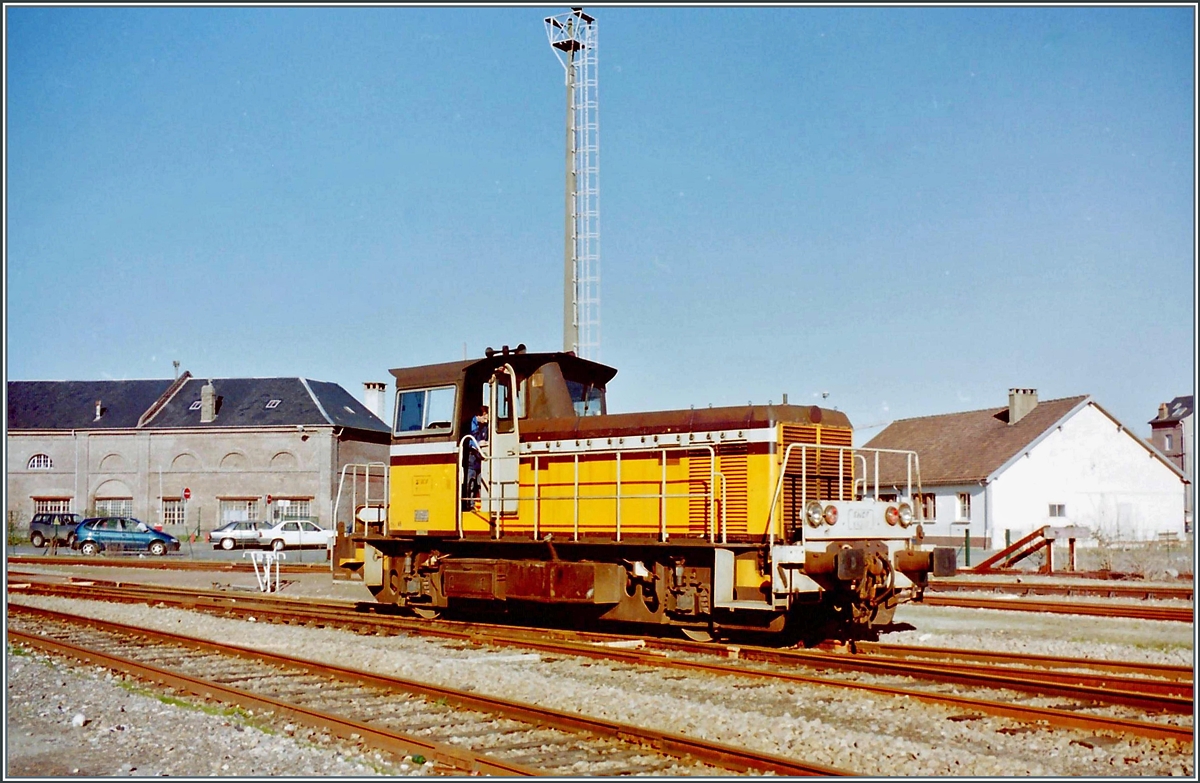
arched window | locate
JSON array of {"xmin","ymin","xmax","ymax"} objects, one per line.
[{"xmin": 27, "ymin": 454, "xmax": 53, "ymax": 470}]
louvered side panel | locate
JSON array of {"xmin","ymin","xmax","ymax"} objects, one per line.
[
  {"xmin": 686, "ymin": 450, "xmax": 713, "ymax": 537},
  {"xmin": 716, "ymin": 443, "xmax": 748, "ymax": 536}
]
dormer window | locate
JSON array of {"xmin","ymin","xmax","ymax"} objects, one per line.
[
  {"xmin": 189, "ymin": 401, "xmax": 202, "ymax": 411},
  {"xmin": 265, "ymin": 399, "xmax": 281, "ymax": 410}
]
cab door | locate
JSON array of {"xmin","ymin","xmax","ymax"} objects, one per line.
[{"xmin": 482, "ymin": 367, "xmax": 520, "ymax": 516}]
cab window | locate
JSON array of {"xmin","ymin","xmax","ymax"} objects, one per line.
[
  {"xmin": 394, "ymin": 386, "xmax": 457, "ymax": 435},
  {"xmin": 495, "ymin": 375, "xmax": 514, "ymax": 434},
  {"xmin": 566, "ymin": 380, "xmax": 605, "ymax": 416}
]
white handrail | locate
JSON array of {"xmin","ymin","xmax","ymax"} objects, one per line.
[
  {"xmin": 458, "ymin": 441, "xmax": 720, "ymax": 542},
  {"xmin": 766, "ymin": 445, "xmax": 923, "ymax": 547}
]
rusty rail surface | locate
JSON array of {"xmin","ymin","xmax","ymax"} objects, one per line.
[
  {"xmin": 929, "ymin": 579, "xmax": 1194, "ymax": 602},
  {"xmin": 8, "ymin": 604, "xmax": 852, "ymax": 777},
  {"xmin": 919, "ymin": 594, "xmax": 1195, "ymax": 623},
  {"xmin": 9, "ymin": 579, "xmax": 1192, "ymax": 743},
  {"xmin": 8, "ymin": 554, "xmax": 326, "ymax": 574},
  {"xmin": 847, "ymin": 641, "xmax": 1195, "ymax": 681}
]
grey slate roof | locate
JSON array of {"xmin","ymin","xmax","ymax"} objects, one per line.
[
  {"xmin": 1149, "ymin": 395, "xmax": 1193, "ymax": 425},
  {"xmin": 7, "ymin": 380, "xmax": 174, "ymax": 430},
  {"xmin": 7, "ymin": 377, "xmax": 389, "ymax": 434}
]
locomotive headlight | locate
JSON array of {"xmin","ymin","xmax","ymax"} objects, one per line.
[
  {"xmin": 885, "ymin": 505, "xmax": 900, "ymax": 526},
  {"xmin": 898, "ymin": 502, "xmax": 914, "ymax": 528},
  {"xmin": 823, "ymin": 504, "xmax": 839, "ymax": 526},
  {"xmin": 805, "ymin": 500, "xmax": 824, "ymax": 528}
]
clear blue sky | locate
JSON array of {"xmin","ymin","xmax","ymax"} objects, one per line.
[{"xmin": 5, "ymin": 6, "xmax": 1195, "ymax": 443}]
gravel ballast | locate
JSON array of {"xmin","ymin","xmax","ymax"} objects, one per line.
[
  {"xmin": 7, "ymin": 569, "xmax": 1194, "ymax": 777},
  {"xmin": 6, "ymin": 646, "xmax": 435, "ymax": 777}
]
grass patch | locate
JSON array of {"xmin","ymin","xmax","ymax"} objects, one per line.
[{"xmin": 114, "ymin": 679, "xmax": 274, "ymax": 730}]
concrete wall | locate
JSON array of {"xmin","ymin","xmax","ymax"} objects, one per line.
[
  {"xmin": 7, "ymin": 427, "xmax": 387, "ymax": 532},
  {"xmin": 986, "ymin": 403, "xmax": 1186, "ymax": 548}
]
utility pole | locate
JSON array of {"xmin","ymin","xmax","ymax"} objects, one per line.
[{"xmin": 545, "ymin": 7, "xmax": 600, "ymax": 360}]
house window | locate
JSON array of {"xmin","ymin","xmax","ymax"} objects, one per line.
[
  {"xmin": 1049, "ymin": 504, "xmax": 1067, "ymax": 518},
  {"xmin": 1164, "ymin": 433, "xmax": 1174, "ymax": 452},
  {"xmin": 957, "ymin": 493, "xmax": 971, "ymax": 521},
  {"xmin": 34, "ymin": 499, "xmax": 72, "ymax": 514},
  {"xmin": 272, "ymin": 498, "xmax": 312, "ymax": 521},
  {"xmin": 96, "ymin": 498, "xmax": 133, "ymax": 517},
  {"xmin": 189, "ymin": 401, "xmax": 202, "ymax": 410},
  {"xmin": 27, "ymin": 454, "xmax": 53, "ymax": 470},
  {"xmin": 265, "ymin": 399, "xmax": 281, "ymax": 410},
  {"xmin": 162, "ymin": 499, "xmax": 186, "ymax": 526},
  {"xmin": 220, "ymin": 499, "xmax": 261, "ymax": 524},
  {"xmin": 394, "ymin": 386, "xmax": 456, "ymax": 435}
]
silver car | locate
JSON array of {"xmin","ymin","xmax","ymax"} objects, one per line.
[{"xmin": 208, "ymin": 520, "xmax": 265, "ymax": 550}]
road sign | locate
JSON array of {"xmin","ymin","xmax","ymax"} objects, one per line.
[{"xmin": 183, "ymin": 487, "xmax": 191, "ymax": 500}]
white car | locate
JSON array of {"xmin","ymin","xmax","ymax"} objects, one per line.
[
  {"xmin": 208, "ymin": 520, "xmax": 266, "ymax": 550},
  {"xmin": 258, "ymin": 520, "xmax": 335, "ymax": 551}
]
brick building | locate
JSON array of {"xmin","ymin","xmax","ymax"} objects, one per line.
[{"xmin": 6, "ymin": 372, "xmax": 389, "ymax": 537}]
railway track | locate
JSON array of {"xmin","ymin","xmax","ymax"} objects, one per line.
[
  {"xmin": 919, "ymin": 593, "xmax": 1194, "ymax": 623},
  {"xmin": 8, "ymin": 604, "xmax": 849, "ymax": 777},
  {"xmin": 930, "ymin": 578, "xmax": 1193, "ymax": 602},
  {"xmin": 10, "ymin": 575, "xmax": 1192, "ymax": 745},
  {"xmin": 8, "ymin": 554, "xmax": 327, "ymax": 575}
]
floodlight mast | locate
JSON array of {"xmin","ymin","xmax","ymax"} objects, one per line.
[{"xmin": 545, "ymin": 8, "xmax": 600, "ymax": 360}]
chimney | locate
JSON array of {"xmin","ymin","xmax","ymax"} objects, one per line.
[
  {"xmin": 1159, "ymin": 403, "xmax": 1169, "ymax": 420},
  {"xmin": 94, "ymin": 400, "xmax": 103, "ymax": 422},
  {"xmin": 1008, "ymin": 388, "xmax": 1038, "ymax": 425},
  {"xmin": 363, "ymin": 382, "xmax": 387, "ymax": 421},
  {"xmin": 201, "ymin": 380, "xmax": 216, "ymax": 423}
]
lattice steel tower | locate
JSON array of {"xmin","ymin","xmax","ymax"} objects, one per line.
[{"xmin": 545, "ymin": 7, "xmax": 600, "ymax": 360}]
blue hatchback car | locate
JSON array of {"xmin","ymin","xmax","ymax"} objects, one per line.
[{"xmin": 72, "ymin": 517, "xmax": 181, "ymax": 556}]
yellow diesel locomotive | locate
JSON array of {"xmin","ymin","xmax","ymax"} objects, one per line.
[{"xmin": 333, "ymin": 345, "xmax": 956, "ymax": 640}]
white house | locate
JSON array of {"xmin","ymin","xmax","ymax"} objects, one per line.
[{"xmin": 864, "ymin": 389, "xmax": 1190, "ymax": 550}]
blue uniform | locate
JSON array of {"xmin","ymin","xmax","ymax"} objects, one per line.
[{"xmin": 463, "ymin": 414, "xmax": 488, "ymax": 508}]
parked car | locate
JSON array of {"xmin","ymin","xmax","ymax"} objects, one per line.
[
  {"xmin": 257, "ymin": 519, "xmax": 335, "ymax": 551},
  {"xmin": 28, "ymin": 512, "xmax": 82, "ymax": 548},
  {"xmin": 207, "ymin": 520, "xmax": 266, "ymax": 550},
  {"xmin": 72, "ymin": 517, "xmax": 181, "ymax": 556}
]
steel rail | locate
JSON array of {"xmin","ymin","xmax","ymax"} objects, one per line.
[
  {"xmin": 849, "ymin": 641, "xmax": 1195, "ymax": 681},
  {"xmin": 475, "ymin": 635, "xmax": 1194, "ymax": 743},
  {"xmin": 8, "ymin": 604, "xmax": 852, "ymax": 777},
  {"xmin": 656, "ymin": 641, "xmax": 1193, "ymax": 703},
  {"xmin": 11, "ymin": 579, "xmax": 1192, "ymax": 717},
  {"xmin": 16, "ymin": 575, "xmax": 1191, "ymax": 691},
  {"xmin": 8, "ymin": 554, "xmax": 326, "ymax": 574},
  {"xmin": 928, "ymin": 579, "xmax": 1194, "ymax": 602},
  {"xmin": 920, "ymin": 594, "xmax": 1195, "ymax": 623},
  {"xmin": 6, "ymin": 626, "xmax": 536, "ymax": 776}
]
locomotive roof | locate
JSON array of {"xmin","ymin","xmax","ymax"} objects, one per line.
[{"xmin": 389, "ymin": 350, "xmax": 618, "ymax": 389}]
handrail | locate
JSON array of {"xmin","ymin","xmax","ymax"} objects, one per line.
[
  {"xmin": 766, "ymin": 445, "xmax": 923, "ymax": 547},
  {"xmin": 466, "ymin": 441, "xmax": 721, "ymax": 543},
  {"xmin": 331, "ymin": 462, "xmax": 388, "ymax": 538},
  {"xmin": 456, "ymin": 434, "xmax": 484, "ymax": 538}
]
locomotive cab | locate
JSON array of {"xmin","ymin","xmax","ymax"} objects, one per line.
[{"xmin": 334, "ymin": 345, "xmax": 956, "ymax": 641}]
